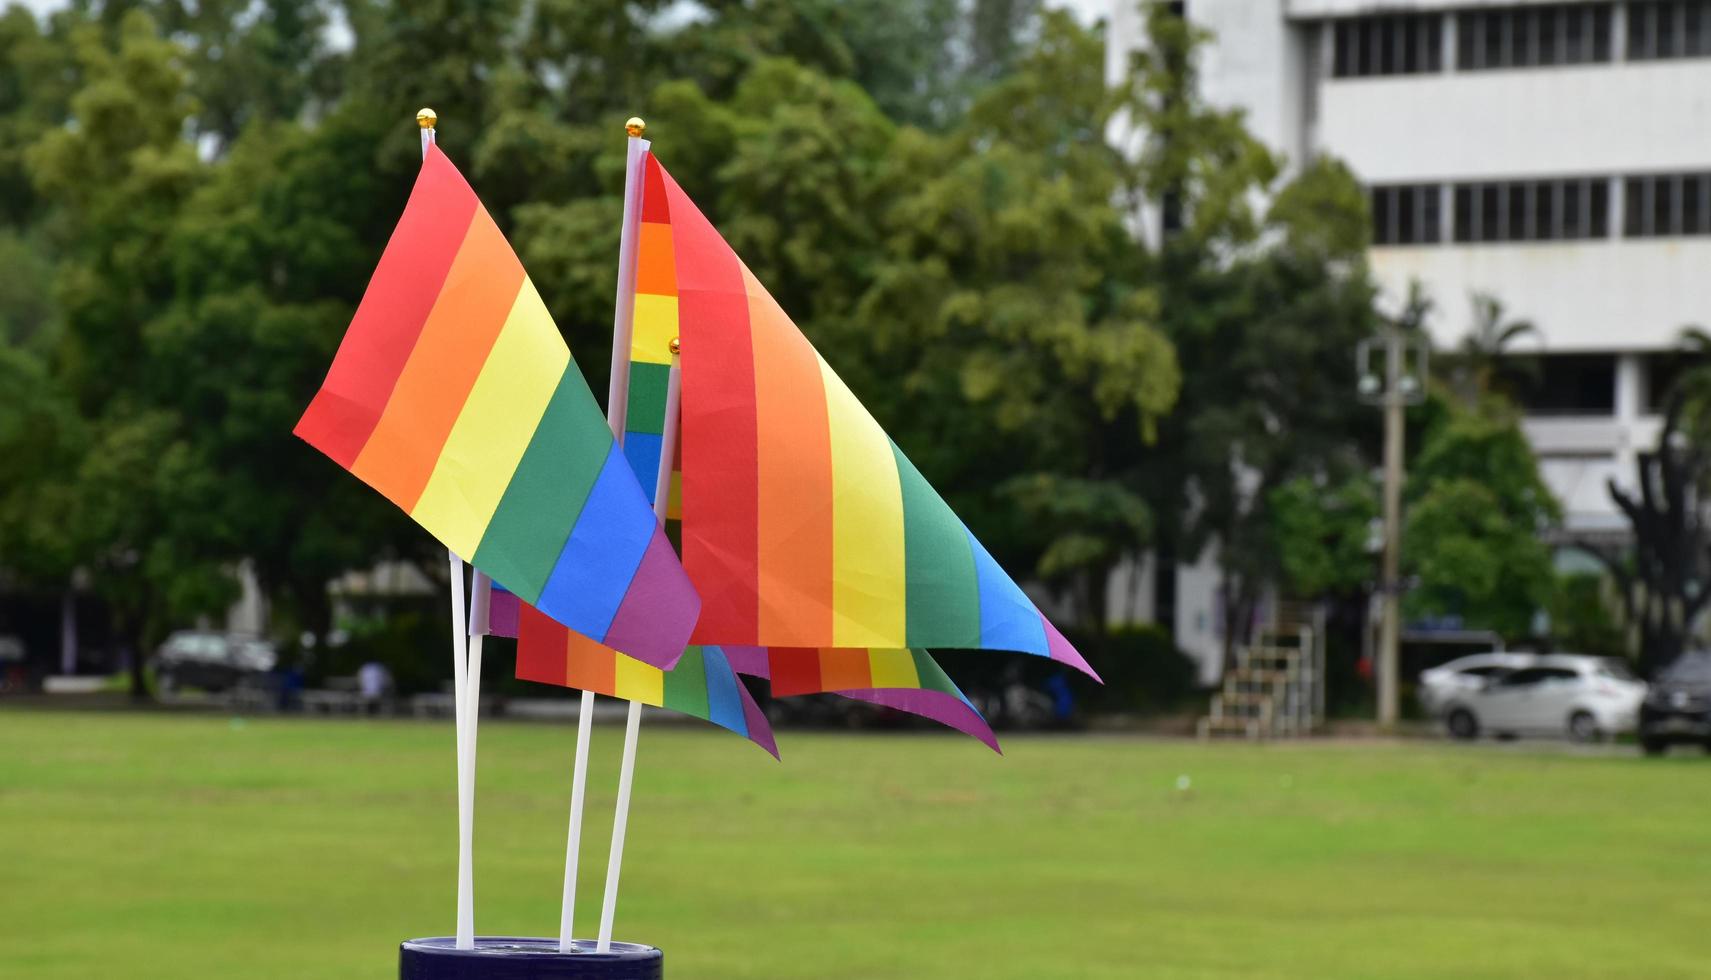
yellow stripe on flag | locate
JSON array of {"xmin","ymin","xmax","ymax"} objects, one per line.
[
  {"xmin": 867, "ymin": 648, "xmax": 921, "ymax": 689},
  {"xmin": 411, "ymin": 279, "xmax": 570, "ymax": 555},
  {"xmin": 666, "ymin": 469, "xmax": 683, "ymax": 522},
  {"xmin": 613, "ymin": 655, "xmax": 665, "ymax": 706},
  {"xmin": 631, "ymin": 294, "xmax": 678, "ymax": 365},
  {"xmin": 817, "ymin": 353, "xmax": 906, "ymax": 647}
]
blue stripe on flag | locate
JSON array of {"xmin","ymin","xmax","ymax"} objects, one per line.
[
  {"xmin": 534, "ymin": 443, "xmax": 656, "ymax": 640},
  {"xmin": 965, "ymin": 529, "xmax": 1048, "ymax": 655},
  {"xmin": 623, "ymin": 431, "xmax": 664, "ymax": 507},
  {"xmin": 702, "ymin": 646, "xmax": 747, "ymax": 736}
]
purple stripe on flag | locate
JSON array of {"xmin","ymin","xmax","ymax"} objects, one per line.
[
  {"xmin": 721, "ymin": 645, "xmax": 770, "ymax": 677},
  {"xmin": 1041, "ymin": 614, "xmax": 1098, "ymax": 682},
  {"xmin": 599, "ymin": 527, "xmax": 698, "ymax": 670},
  {"xmin": 487, "ymin": 589, "xmax": 521, "ymax": 639},
  {"xmin": 739, "ymin": 679, "xmax": 780, "ymax": 759},
  {"xmin": 838, "ymin": 689, "xmax": 1002, "ymax": 754}
]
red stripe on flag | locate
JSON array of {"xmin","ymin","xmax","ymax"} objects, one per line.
[
  {"xmin": 294, "ymin": 146, "xmax": 477, "ymax": 467},
  {"xmin": 767, "ymin": 648, "xmax": 823, "ymax": 697},
  {"xmin": 658, "ymin": 160, "xmax": 762, "ymax": 643},
  {"xmin": 516, "ymin": 602, "xmax": 571, "ymax": 685},
  {"xmin": 641, "ymin": 153, "xmax": 671, "ymax": 225}
]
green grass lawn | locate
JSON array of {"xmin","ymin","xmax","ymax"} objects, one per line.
[{"xmin": 2, "ymin": 710, "xmax": 1708, "ymax": 979}]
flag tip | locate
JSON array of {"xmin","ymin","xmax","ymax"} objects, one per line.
[
  {"xmin": 416, "ymin": 107, "xmax": 437, "ymax": 129},
  {"xmin": 625, "ymin": 116, "xmax": 646, "ymax": 138}
]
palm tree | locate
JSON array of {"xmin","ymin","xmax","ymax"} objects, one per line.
[
  {"xmin": 1447, "ymin": 292, "xmax": 1541, "ymax": 406},
  {"xmin": 1386, "ymin": 278, "xmax": 1434, "ymax": 333},
  {"xmin": 1668, "ymin": 326, "xmax": 1711, "ymax": 433}
]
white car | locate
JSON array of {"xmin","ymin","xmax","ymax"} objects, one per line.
[
  {"xmin": 1418, "ymin": 652, "xmax": 1537, "ymax": 716},
  {"xmin": 1441, "ymin": 654, "xmax": 1647, "ymax": 743}
]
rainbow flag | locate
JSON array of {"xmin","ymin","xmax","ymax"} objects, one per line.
[
  {"xmin": 616, "ymin": 301, "xmax": 997, "ymax": 748},
  {"xmin": 516, "ymin": 602, "xmax": 777, "ymax": 757},
  {"xmin": 621, "ymin": 156, "xmax": 683, "ymax": 520},
  {"xmin": 294, "ymin": 146, "xmax": 697, "ymax": 670},
  {"xmin": 633, "ymin": 152, "xmax": 1093, "ymax": 678},
  {"xmin": 722, "ymin": 647, "xmax": 999, "ymax": 753},
  {"xmin": 489, "ymin": 587, "xmax": 993, "ymax": 750}
]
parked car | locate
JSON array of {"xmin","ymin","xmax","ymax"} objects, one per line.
[
  {"xmin": 1441, "ymin": 654, "xmax": 1646, "ymax": 743},
  {"xmin": 152, "ymin": 631, "xmax": 277, "ymax": 695},
  {"xmin": 1639, "ymin": 651, "xmax": 1711, "ymax": 756},
  {"xmin": 1417, "ymin": 651, "xmax": 1536, "ymax": 716}
]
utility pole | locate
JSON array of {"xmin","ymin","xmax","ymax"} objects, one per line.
[{"xmin": 1358, "ymin": 330, "xmax": 1427, "ymax": 729}]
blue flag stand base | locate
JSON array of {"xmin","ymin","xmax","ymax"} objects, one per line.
[{"xmin": 400, "ymin": 937, "xmax": 663, "ymax": 979}]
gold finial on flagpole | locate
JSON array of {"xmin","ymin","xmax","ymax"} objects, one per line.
[
  {"xmin": 417, "ymin": 107, "xmax": 438, "ymax": 129},
  {"xmin": 669, "ymin": 337, "xmax": 680, "ymax": 356},
  {"xmin": 625, "ymin": 116, "xmax": 646, "ymax": 138}
]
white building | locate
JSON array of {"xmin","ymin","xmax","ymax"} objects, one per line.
[{"xmin": 1108, "ymin": 0, "xmax": 1711, "ymax": 675}]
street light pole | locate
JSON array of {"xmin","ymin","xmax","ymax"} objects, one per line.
[{"xmin": 1358, "ymin": 330, "xmax": 1427, "ymax": 730}]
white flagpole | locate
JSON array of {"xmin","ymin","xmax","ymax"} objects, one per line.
[
  {"xmin": 449, "ymin": 546, "xmax": 474, "ymax": 950},
  {"xmin": 598, "ymin": 341, "xmax": 681, "ymax": 953},
  {"xmin": 464, "ymin": 567, "xmax": 491, "ymax": 942},
  {"xmin": 558, "ymin": 116, "xmax": 652, "ymax": 953},
  {"xmin": 419, "ymin": 107, "xmax": 477, "ymax": 952},
  {"xmin": 606, "ymin": 116, "xmax": 650, "ymax": 436}
]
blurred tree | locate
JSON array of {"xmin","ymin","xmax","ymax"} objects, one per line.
[
  {"xmin": 0, "ymin": 7, "xmax": 78, "ymax": 227},
  {"xmin": 144, "ymin": 0, "xmax": 341, "ymax": 152},
  {"xmin": 1446, "ymin": 291, "xmax": 1541, "ymax": 407},
  {"xmin": 505, "ymin": 10, "xmax": 1182, "ymax": 645},
  {"xmin": 1115, "ymin": 2, "xmax": 1378, "ymax": 662},
  {"xmin": 19, "ymin": 10, "xmax": 216, "ymax": 694},
  {"xmin": 0, "ymin": 0, "xmax": 1413, "ymax": 687},
  {"xmin": 1403, "ymin": 395, "xmax": 1560, "ymax": 640},
  {"xmin": 0, "ymin": 346, "xmax": 86, "ymax": 586},
  {"xmin": 147, "ymin": 111, "xmax": 436, "ymax": 651},
  {"xmin": 1272, "ymin": 389, "xmax": 1561, "ymax": 645},
  {"xmin": 1269, "ymin": 474, "xmax": 1378, "ymax": 600},
  {"xmin": 1547, "ymin": 572, "xmax": 1627, "ymax": 658},
  {"xmin": 1579, "ymin": 390, "xmax": 1711, "ymax": 675},
  {"xmin": 857, "ymin": 11, "xmax": 1179, "ymax": 638}
]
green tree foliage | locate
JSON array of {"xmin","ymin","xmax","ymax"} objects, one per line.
[
  {"xmin": 0, "ymin": 0, "xmax": 1417, "ymax": 688},
  {"xmin": 1547, "ymin": 572, "xmax": 1627, "ymax": 658},
  {"xmin": 1271, "ymin": 388, "xmax": 1562, "ymax": 645},
  {"xmin": 0, "ymin": 0, "xmax": 1192, "ymax": 677},
  {"xmin": 1268, "ymin": 474, "xmax": 1378, "ymax": 600},
  {"xmin": 1445, "ymin": 291, "xmax": 1541, "ymax": 407},
  {"xmin": 1402, "ymin": 396, "xmax": 1560, "ymax": 639},
  {"xmin": 1116, "ymin": 5, "xmax": 1378, "ymax": 658}
]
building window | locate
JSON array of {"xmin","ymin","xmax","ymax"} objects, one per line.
[
  {"xmin": 1457, "ymin": 4, "xmax": 1613, "ymax": 70},
  {"xmin": 1332, "ymin": 13, "xmax": 1444, "ymax": 77},
  {"xmin": 1628, "ymin": 1, "xmax": 1711, "ymax": 60},
  {"xmin": 1371, "ymin": 184, "xmax": 1441, "ymax": 245},
  {"xmin": 1503, "ymin": 354, "xmax": 1617, "ymax": 417},
  {"xmin": 1451, "ymin": 178, "xmax": 1608, "ymax": 242},
  {"xmin": 1624, "ymin": 173, "xmax": 1711, "ymax": 236},
  {"xmin": 1645, "ymin": 352, "xmax": 1708, "ymax": 411}
]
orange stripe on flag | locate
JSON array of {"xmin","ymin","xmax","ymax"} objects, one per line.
[
  {"xmin": 819, "ymin": 648, "xmax": 873, "ymax": 691},
  {"xmin": 745, "ymin": 266, "xmax": 834, "ymax": 644},
  {"xmin": 565, "ymin": 630, "xmax": 617, "ymax": 694},
  {"xmin": 350, "ymin": 209, "xmax": 525, "ymax": 511},
  {"xmin": 635, "ymin": 221, "xmax": 677, "ymax": 297}
]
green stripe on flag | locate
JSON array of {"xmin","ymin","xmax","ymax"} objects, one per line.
[
  {"xmin": 662, "ymin": 646, "xmax": 710, "ymax": 720},
  {"xmin": 625, "ymin": 361, "xmax": 671, "ymax": 435},
  {"xmin": 473, "ymin": 358, "xmax": 614, "ymax": 599},
  {"xmin": 892, "ymin": 443, "xmax": 982, "ymax": 646},
  {"xmin": 909, "ymin": 649, "xmax": 960, "ymax": 697}
]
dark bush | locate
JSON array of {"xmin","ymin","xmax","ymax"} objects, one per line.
[{"xmin": 1078, "ymin": 625, "xmax": 1201, "ymax": 713}]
